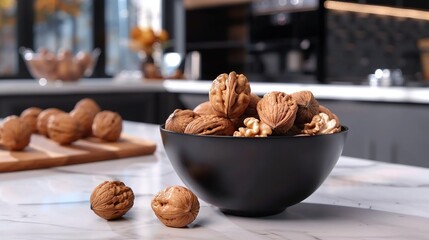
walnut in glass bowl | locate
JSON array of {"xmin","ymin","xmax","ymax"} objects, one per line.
[{"xmin": 20, "ymin": 47, "xmax": 100, "ymax": 82}]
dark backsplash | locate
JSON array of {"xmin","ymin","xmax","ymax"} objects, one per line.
[
  {"xmin": 325, "ymin": 9, "xmax": 429, "ymax": 83},
  {"xmin": 184, "ymin": 2, "xmax": 429, "ymax": 84}
]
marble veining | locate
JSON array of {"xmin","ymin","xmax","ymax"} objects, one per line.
[{"xmin": 0, "ymin": 122, "xmax": 429, "ymax": 239}]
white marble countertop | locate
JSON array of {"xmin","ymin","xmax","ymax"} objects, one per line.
[
  {"xmin": 2, "ymin": 78, "xmax": 429, "ymax": 104},
  {"xmin": 0, "ymin": 79, "xmax": 165, "ymax": 95},
  {"xmin": 163, "ymin": 80, "xmax": 429, "ymax": 104},
  {"xmin": 1, "ymin": 121, "xmax": 429, "ymax": 239}
]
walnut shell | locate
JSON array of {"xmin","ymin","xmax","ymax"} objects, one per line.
[
  {"xmin": 20, "ymin": 107, "xmax": 43, "ymax": 133},
  {"xmin": 184, "ymin": 115, "xmax": 236, "ymax": 136},
  {"xmin": 209, "ymin": 71, "xmax": 251, "ymax": 119},
  {"xmin": 151, "ymin": 186, "xmax": 200, "ymax": 228},
  {"xmin": 74, "ymin": 98, "xmax": 101, "ymax": 115},
  {"xmin": 70, "ymin": 107, "xmax": 96, "ymax": 137},
  {"xmin": 47, "ymin": 113, "xmax": 81, "ymax": 145},
  {"xmin": 231, "ymin": 115, "xmax": 247, "ymax": 129},
  {"xmin": 37, "ymin": 108, "xmax": 64, "ymax": 136},
  {"xmin": 90, "ymin": 181, "xmax": 134, "ymax": 220},
  {"xmin": 256, "ymin": 91, "xmax": 298, "ymax": 134},
  {"xmin": 243, "ymin": 93, "xmax": 260, "ymax": 118},
  {"xmin": 291, "ymin": 90, "xmax": 319, "ymax": 124},
  {"xmin": 0, "ymin": 116, "xmax": 32, "ymax": 151},
  {"xmin": 165, "ymin": 109, "xmax": 200, "ymax": 133},
  {"xmin": 92, "ymin": 111, "xmax": 123, "ymax": 142},
  {"xmin": 193, "ymin": 101, "xmax": 217, "ymax": 116}
]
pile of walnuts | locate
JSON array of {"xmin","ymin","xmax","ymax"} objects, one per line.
[
  {"xmin": 165, "ymin": 71, "xmax": 341, "ymax": 137},
  {"xmin": 25, "ymin": 48, "xmax": 96, "ymax": 82},
  {"xmin": 0, "ymin": 98, "xmax": 123, "ymax": 151}
]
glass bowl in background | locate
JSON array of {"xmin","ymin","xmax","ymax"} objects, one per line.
[{"xmin": 20, "ymin": 47, "xmax": 100, "ymax": 83}]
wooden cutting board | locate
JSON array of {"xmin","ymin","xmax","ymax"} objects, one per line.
[{"xmin": 0, "ymin": 134, "xmax": 157, "ymax": 172}]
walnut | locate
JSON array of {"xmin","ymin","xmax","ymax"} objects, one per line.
[
  {"xmin": 243, "ymin": 93, "xmax": 260, "ymax": 118},
  {"xmin": 285, "ymin": 125, "xmax": 305, "ymax": 136},
  {"xmin": 256, "ymin": 91, "xmax": 298, "ymax": 135},
  {"xmin": 151, "ymin": 186, "xmax": 200, "ymax": 228},
  {"xmin": 75, "ymin": 51, "xmax": 93, "ymax": 74},
  {"xmin": 291, "ymin": 90, "xmax": 319, "ymax": 124},
  {"xmin": 20, "ymin": 107, "xmax": 43, "ymax": 133},
  {"xmin": 303, "ymin": 112, "xmax": 341, "ymax": 135},
  {"xmin": 319, "ymin": 105, "xmax": 341, "ymax": 128},
  {"xmin": 70, "ymin": 107, "xmax": 96, "ymax": 137},
  {"xmin": 165, "ymin": 109, "xmax": 200, "ymax": 133},
  {"xmin": 90, "ymin": 181, "xmax": 134, "ymax": 220},
  {"xmin": 209, "ymin": 71, "xmax": 251, "ymax": 119},
  {"xmin": 228, "ymin": 94, "xmax": 261, "ymax": 129},
  {"xmin": 74, "ymin": 98, "xmax": 101, "ymax": 115},
  {"xmin": 193, "ymin": 101, "xmax": 217, "ymax": 116},
  {"xmin": 37, "ymin": 108, "xmax": 64, "ymax": 136},
  {"xmin": 92, "ymin": 111, "xmax": 123, "ymax": 142},
  {"xmin": 184, "ymin": 115, "xmax": 236, "ymax": 136},
  {"xmin": 233, "ymin": 117, "xmax": 272, "ymax": 137},
  {"xmin": 47, "ymin": 113, "xmax": 81, "ymax": 145},
  {"xmin": 230, "ymin": 115, "xmax": 246, "ymax": 129},
  {"xmin": 0, "ymin": 116, "xmax": 32, "ymax": 151}
]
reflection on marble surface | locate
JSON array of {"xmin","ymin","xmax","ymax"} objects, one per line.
[{"xmin": 1, "ymin": 122, "xmax": 429, "ymax": 239}]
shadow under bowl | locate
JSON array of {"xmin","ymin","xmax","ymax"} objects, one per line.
[{"xmin": 160, "ymin": 126, "xmax": 348, "ymax": 217}]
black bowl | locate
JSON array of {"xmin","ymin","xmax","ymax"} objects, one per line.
[{"xmin": 160, "ymin": 126, "xmax": 348, "ymax": 217}]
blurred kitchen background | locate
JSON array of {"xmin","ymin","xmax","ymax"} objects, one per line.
[
  {"xmin": 2, "ymin": 0, "xmax": 429, "ymax": 168},
  {"xmin": 1, "ymin": 0, "xmax": 429, "ymax": 85}
]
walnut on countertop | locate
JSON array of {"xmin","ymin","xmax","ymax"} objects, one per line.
[
  {"xmin": 0, "ymin": 115, "xmax": 32, "ymax": 151},
  {"xmin": 256, "ymin": 91, "xmax": 298, "ymax": 135},
  {"xmin": 151, "ymin": 185, "xmax": 200, "ymax": 228},
  {"xmin": 209, "ymin": 71, "xmax": 251, "ymax": 119},
  {"xmin": 92, "ymin": 111, "xmax": 123, "ymax": 142},
  {"xmin": 90, "ymin": 181, "xmax": 134, "ymax": 220},
  {"xmin": 165, "ymin": 109, "xmax": 200, "ymax": 133},
  {"xmin": 302, "ymin": 112, "xmax": 341, "ymax": 135},
  {"xmin": 184, "ymin": 115, "xmax": 236, "ymax": 136},
  {"xmin": 20, "ymin": 107, "xmax": 43, "ymax": 133},
  {"xmin": 47, "ymin": 113, "xmax": 81, "ymax": 145},
  {"xmin": 233, "ymin": 117, "xmax": 272, "ymax": 137}
]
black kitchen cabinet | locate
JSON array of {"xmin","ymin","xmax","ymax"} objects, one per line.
[
  {"xmin": 185, "ymin": 2, "xmax": 322, "ymax": 83},
  {"xmin": 0, "ymin": 92, "xmax": 184, "ymax": 125}
]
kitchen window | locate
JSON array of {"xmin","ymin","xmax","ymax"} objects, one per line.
[
  {"xmin": 0, "ymin": 0, "xmax": 165, "ymax": 79},
  {"xmin": 0, "ymin": 0, "xmax": 17, "ymax": 76}
]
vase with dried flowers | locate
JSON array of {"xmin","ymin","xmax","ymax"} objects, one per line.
[{"xmin": 129, "ymin": 26, "xmax": 169, "ymax": 79}]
